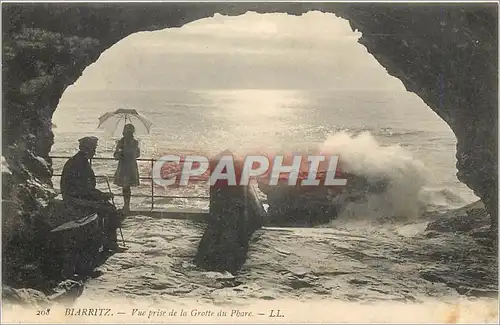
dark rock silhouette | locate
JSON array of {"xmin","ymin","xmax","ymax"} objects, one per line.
[
  {"xmin": 426, "ymin": 201, "xmax": 490, "ymax": 233},
  {"xmin": 195, "ymin": 150, "xmax": 265, "ymax": 273},
  {"xmin": 2, "ymin": 279, "xmax": 84, "ymax": 307},
  {"xmin": 259, "ymin": 172, "xmax": 389, "ymax": 226}
]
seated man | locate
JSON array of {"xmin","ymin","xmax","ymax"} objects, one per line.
[{"xmin": 60, "ymin": 136, "xmax": 122, "ymax": 252}]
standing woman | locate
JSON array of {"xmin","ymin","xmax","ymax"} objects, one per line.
[{"xmin": 114, "ymin": 124, "xmax": 141, "ymax": 212}]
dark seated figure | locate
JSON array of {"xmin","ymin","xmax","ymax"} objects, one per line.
[{"xmin": 60, "ymin": 136, "xmax": 122, "ymax": 252}]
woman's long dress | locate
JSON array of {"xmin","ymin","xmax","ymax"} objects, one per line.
[{"xmin": 113, "ymin": 138, "xmax": 140, "ymax": 187}]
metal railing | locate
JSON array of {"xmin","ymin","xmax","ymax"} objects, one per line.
[{"xmin": 49, "ymin": 155, "xmax": 209, "ymax": 211}]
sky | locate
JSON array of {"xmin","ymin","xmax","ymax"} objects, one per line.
[{"xmin": 71, "ymin": 11, "xmax": 406, "ymax": 91}]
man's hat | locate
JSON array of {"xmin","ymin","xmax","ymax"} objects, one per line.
[{"xmin": 78, "ymin": 136, "xmax": 99, "ymax": 148}]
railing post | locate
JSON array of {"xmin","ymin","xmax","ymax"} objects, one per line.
[{"xmin": 150, "ymin": 159, "xmax": 154, "ymax": 211}]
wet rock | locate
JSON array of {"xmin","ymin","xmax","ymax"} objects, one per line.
[
  {"xmin": 289, "ymin": 277, "xmax": 315, "ymax": 290},
  {"xmin": 425, "ymin": 201, "xmax": 491, "ymax": 234},
  {"xmin": 455, "ymin": 286, "xmax": 498, "ymax": 298},
  {"xmin": 275, "ymin": 248, "xmax": 291, "ymax": 256},
  {"xmin": 195, "ymin": 150, "xmax": 264, "ymax": 273},
  {"xmin": 48, "ymin": 279, "xmax": 84, "ymax": 302},
  {"xmin": 471, "ymin": 225, "xmax": 494, "ymax": 239},
  {"xmin": 2, "ymin": 285, "xmax": 51, "ymax": 308},
  {"xmin": 202, "ymin": 271, "xmax": 235, "ymax": 281},
  {"xmin": 260, "ymin": 173, "xmax": 389, "ymax": 227},
  {"xmin": 313, "ymin": 287, "xmax": 332, "ymax": 295},
  {"xmin": 420, "ymin": 266, "xmax": 498, "ymax": 297},
  {"xmin": 166, "ymin": 286, "xmax": 193, "ymax": 295},
  {"xmin": 288, "ymin": 267, "xmax": 309, "ymax": 278},
  {"xmin": 349, "ymin": 278, "xmax": 370, "ymax": 285},
  {"xmin": 423, "ymin": 230, "xmax": 442, "ymax": 238}
]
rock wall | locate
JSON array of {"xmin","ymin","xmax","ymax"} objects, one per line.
[
  {"xmin": 2, "ymin": 3, "xmax": 498, "ymax": 276},
  {"xmin": 195, "ymin": 151, "xmax": 266, "ymax": 273}
]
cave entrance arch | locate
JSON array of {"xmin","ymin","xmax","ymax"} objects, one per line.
[{"xmin": 2, "ymin": 3, "xmax": 497, "ymax": 233}]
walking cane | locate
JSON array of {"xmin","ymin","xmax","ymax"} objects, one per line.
[{"xmin": 104, "ymin": 176, "xmax": 126, "ymax": 247}]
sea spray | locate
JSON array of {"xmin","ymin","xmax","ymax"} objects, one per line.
[{"xmin": 319, "ymin": 131, "xmax": 429, "ymax": 221}]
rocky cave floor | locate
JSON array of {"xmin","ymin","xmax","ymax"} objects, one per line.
[{"xmin": 3, "ymin": 201, "xmax": 497, "ymax": 311}]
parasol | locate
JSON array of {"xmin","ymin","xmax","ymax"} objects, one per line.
[{"xmin": 97, "ymin": 108, "xmax": 153, "ymax": 136}]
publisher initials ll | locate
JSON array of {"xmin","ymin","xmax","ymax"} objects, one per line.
[{"xmin": 269, "ymin": 309, "xmax": 284, "ymax": 318}]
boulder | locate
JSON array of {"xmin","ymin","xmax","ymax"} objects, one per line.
[
  {"xmin": 259, "ymin": 173, "xmax": 389, "ymax": 226},
  {"xmin": 425, "ymin": 201, "xmax": 490, "ymax": 233},
  {"xmin": 195, "ymin": 150, "xmax": 265, "ymax": 273},
  {"xmin": 2, "ymin": 285, "xmax": 51, "ymax": 308}
]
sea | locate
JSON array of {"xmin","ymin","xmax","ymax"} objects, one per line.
[{"xmin": 50, "ymin": 87, "xmax": 478, "ymax": 216}]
